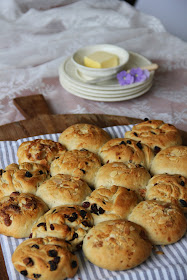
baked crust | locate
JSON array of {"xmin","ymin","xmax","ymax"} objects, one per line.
[
  {"xmin": 0, "ymin": 162, "xmax": 49, "ymax": 198},
  {"xmin": 58, "ymin": 123, "xmax": 111, "ymax": 153},
  {"xmin": 82, "ymin": 185, "xmax": 139, "ymax": 224},
  {"xmin": 12, "ymin": 237, "xmax": 78, "ymax": 280},
  {"xmin": 36, "ymin": 174, "xmax": 92, "ymax": 208},
  {"xmin": 50, "ymin": 149, "xmax": 102, "ymax": 187},
  {"xmin": 17, "ymin": 139, "xmax": 66, "ymax": 170},
  {"xmin": 99, "ymin": 138, "xmax": 154, "ymax": 169},
  {"xmin": 95, "ymin": 162, "xmax": 151, "ymax": 198},
  {"xmin": 82, "ymin": 219, "xmax": 152, "ymax": 271},
  {"xmin": 128, "ymin": 200, "xmax": 187, "ymax": 245},
  {"xmin": 150, "ymin": 145, "xmax": 187, "ymax": 177},
  {"xmin": 145, "ymin": 174, "xmax": 187, "ymax": 212},
  {"xmin": 0, "ymin": 192, "xmax": 48, "ymax": 238},
  {"xmin": 125, "ymin": 120, "xmax": 182, "ymax": 152},
  {"xmin": 31, "ymin": 205, "xmax": 94, "ymax": 251}
]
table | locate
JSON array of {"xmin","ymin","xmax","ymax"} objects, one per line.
[{"xmin": 0, "ymin": 1, "xmax": 187, "ymax": 279}]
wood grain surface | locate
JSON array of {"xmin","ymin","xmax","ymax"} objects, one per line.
[
  {"xmin": 0, "ymin": 94, "xmax": 186, "ymax": 280},
  {"xmin": 1, "ymin": 94, "xmax": 187, "ymax": 144},
  {"xmin": 13, "ymin": 94, "xmax": 51, "ymax": 119}
]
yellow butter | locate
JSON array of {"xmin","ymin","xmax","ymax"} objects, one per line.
[{"xmin": 84, "ymin": 51, "xmax": 119, "ymax": 69}]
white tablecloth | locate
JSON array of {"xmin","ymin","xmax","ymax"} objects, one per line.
[{"xmin": 0, "ymin": 0, "xmax": 187, "ymax": 131}]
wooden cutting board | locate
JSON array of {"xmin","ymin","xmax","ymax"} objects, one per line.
[
  {"xmin": 0, "ymin": 95, "xmax": 142, "ymax": 141},
  {"xmin": 0, "ymin": 94, "xmax": 186, "ymax": 143},
  {"xmin": 0, "ymin": 94, "xmax": 187, "ymax": 280}
]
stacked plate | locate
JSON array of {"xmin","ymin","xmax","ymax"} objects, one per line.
[{"xmin": 59, "ymin": 52, "xmax": 155, "ymax": 102}]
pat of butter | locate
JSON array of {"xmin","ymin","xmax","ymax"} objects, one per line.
[{"xmin": 84, "ymin": 51, "xmax": 119, "ymax": 69}]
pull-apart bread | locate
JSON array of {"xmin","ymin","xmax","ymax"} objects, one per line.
[
  {"xmin": 82, "ymin": 185, "xmax": 139, "ymax": 224},
  {"xmin": 0, "ymin": 120, "xmax": 186, "ymax": 279},
  {"xmin": 17, "ymin": 139, "xmax": 66, "ymax": 170},
  {"xmin": 95, "ymin": 162, "xmax": 151, "ymax": 198},
  {"xmin": 36, "ymin": 174, "xmax": 92, "ymax": 208},
  {"xmin": 145, "ymin": 174, "xmax": 187, "ymax": 212},
  {"xmin": 128, "ymin": 200, "xmax": 187, "ymax": 245},
  {"xmin": 83, "ymin": 220, "xmax": 152, "ymax": 271},
  {"xmin": 58, "ymin": 123, "xmax": 111, "ymax": 153},
  {"xmin": 150, "ymin": 145, "xmax": 187, "ymax": 177},
  {"xmin": 0, "ymin": 192, "xmax": 48, "ymax": 238},
  {"xmin": 125, "ymin": 119, "xmax": 182, "ymax": 153},
  {"xmin": 31, "ymin": 205, "xmax": 94, "ymax": 251},
  {"xmin": 12, "ymin": 237, "xmax": 78, "ymax": 280},
  {"xmin": 50, "ymin": 149, "xmax": 102, "ymax": 187},
  {"xmin": 0, "ymin": 162, "xmax": 49, "ymax": 198},
  {"xmin": 99, "ymin": 138, "xmax": 154, "ymax": 169}
]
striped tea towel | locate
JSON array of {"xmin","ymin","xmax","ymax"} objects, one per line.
[{"xmin": 0, "ymin": 125, "xmax": 186, "ymax": 280}]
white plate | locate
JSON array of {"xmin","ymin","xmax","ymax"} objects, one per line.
[
  {"xmin": 59, "ymin": 52, "xmax": 154, "ymax": 91},
  {"xmin": 59, "ymin": 73, "xmax": 153, "ymax": 97},
  {"xmin": 60, "ymin": 70, "xmax": 153, "ymax": 95},
  {"xmin": 60, "ymin": 77, "xmax": 153, "ymax": 102}
]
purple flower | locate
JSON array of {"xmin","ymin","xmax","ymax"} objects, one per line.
[
  {"xmin": 117, "ymin": 70, "xmax": 134, "ymax": 86},
  {"xmin": 117, "ymin": 68, "xmax": 150, "ymax": 86},
  {"xmin": 130, "ymin": 67, "xmax": 150, "ymax": 83}
]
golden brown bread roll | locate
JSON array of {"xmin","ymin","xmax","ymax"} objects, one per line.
[
  {"xmin": 0, "ymin": 192, "xmax": 48, "ymax": 238},
  {"xmin": 50, "ymin": 149, "xmax": 102, "ymax": 187},
  {"xmin": 150, "ymin": 145, "xmax": 187, "ymax": 177},
  {"xmin": 125, "ymin": 120, "xmax": 182, "ymax": 153},
  {"xmin": 128, "ymin": 200, "xmax": 187, "ymax": 245},
  {"xmin": 31, "ymin": 205, "xmax": 94, "ymax": 251},
  {"xmin": 99, "ymin": 138, "xmax": 154, "ymax": 169},
  {"xmin": 36, "ymin": 174, "xmax": 92, "ymax": 208},
  {"xmin": 95, "ymin": 162, "xmax": 151, "ymax": 199},
  {"xmin": 12, "ymin": 237, "xmax": 78, "ymax": 280},
  {"xmin": 145, "ymin": 174, "xmax": 187, "ymax": 212},
  {"xmin": 82, "ymin": 185, "xmax": 139, "ymax": 224},
  {"xmin": 17, "ymin": 139, "xmax": 66, "ymax": 170},
  {"xmin": 0, "ymin": 163, "xmax": 49, "ymax": 198},
  {"xmin": 58, "ymin": 123, "xmax": 111, "ymax": 153},
  {"xmin": 82, "ymin": 219, "xmax": 152, "ymax": 271}
]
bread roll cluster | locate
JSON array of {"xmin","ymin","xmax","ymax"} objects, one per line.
[{"xmin": 0, "ymin": 121, "xmax": 186, "ymax": 279}]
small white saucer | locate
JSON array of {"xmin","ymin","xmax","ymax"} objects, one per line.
[{"xmin": 59, "ymin": 52, "xmax": 154, "ymax": 89}]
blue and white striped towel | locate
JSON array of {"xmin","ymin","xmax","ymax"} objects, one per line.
[{"xmin": 0, "ymin": 125, "xmax": 186, "ymax": 280}]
